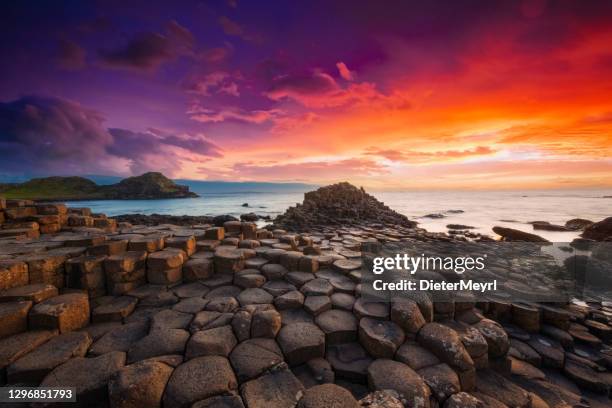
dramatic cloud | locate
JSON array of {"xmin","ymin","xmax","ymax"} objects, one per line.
[
  {"xmin": 336, "ymin": 62, "xmax": 354, "ymax": 81},
  {"xmin": 56, "ymin": 40, "xmax": 86, "ymax": 70},
  {"xmin": 365, "ymin": 146, "xmax": 497, "ymax": 163},
  {"xmin": 0, "ymin": 96, "xmax": 221, "ymax": 176},
  {"xmin": 100, "ymin": 20, "xmax": 194, "ymax": 70},
  {"xmin": 184, "ymin": 71, "xmax": 240, "ymax": 96},
  {"xmin": 188, "ymin": 105, "xmax": 281, "ymax": 124}
]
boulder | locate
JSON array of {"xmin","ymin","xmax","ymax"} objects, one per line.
[
  {"xmin": 127, "ymin": 329, "xmax": 190, "ymax": 363},
  {"xmin": 92, "ymin": 296, "xmax": 138, "ymax": 322},
  {"xmin": 89, "ymin": 321, "xmax": 148, "ymax": 356},
  {"xmin": 359, "ymin": 317, "xmax": 404, "ymax": 358},
  {"xmin": 417, "ymin": 323, "xmax": 474, "ymax": 371},
  {"xmin": 278, "ymin": 323, "xmax": 325, "ymax": 366},
  {"xmin": 582, "ymin": 216, "xmax": 612, "ymax": 241},
  {"xmin": 297, "ymin": 383, "xmax": 359, "ymax": 408},
  {"xmin": 315, "ymin": 309, "xmax": 357, "ymax": 345},
  {"xmin": 229, "ymin": 338, "xmax": 284, "ymax": 382},
  {"xmin": 492, "ymin": 227, "xmax": 549, "ymax": 242},
  {"xmin": 367, "ymin": 359, "xmax": 431, "ymax": 407},
  {"xmin": 29, "ymin": 293, "xmax": 89, "ymax": 333},
  {"xmin": 251, "ymin": 309, "xmax": 282, "ymax": 338},
  {"xmin": 418, "ymin": 363, "xmax": 460, "ymax": 402},
  {"xmin": 240, "ymin": 368, "xmax": 305, "ymax": 408},
  {"xmin": 186, "ymin": 325, "xmax": 237, "ymax": 358}
]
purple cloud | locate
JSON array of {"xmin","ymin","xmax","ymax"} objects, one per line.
[{"xmin": 56, "ymin": 39, "xmax": 86, "ymax": 70}]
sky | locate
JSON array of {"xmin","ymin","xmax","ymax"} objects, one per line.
[{"xmin": 1, "ymin": 0, "xmax": 611, "ymax": 190}]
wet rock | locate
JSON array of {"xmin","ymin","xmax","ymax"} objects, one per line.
[
  {"xmin": 565, "ymin": 218, "xmax": 593, "ymax": 231},
  {"xmin": 40, "ymin": 351, "xmax": 126, "ymax": 406},
  {"xmin": 163, "ymin": 356, "xmax": 238, "ymax": 408},
  {"xmin": 359, "ymin": 317, "xmax": 404, "ymax": 358},
  {"xmin": 186, "ymin": 325, "xmax": 237, "ymax": 358},
  {"xmin": 492, "ymin": 226, "xmax": 549, "ymax": 242},
  {"xmin": 582, "ymin": 216, "xmax": 612, "ymax": 241},
  {"xmin": 230, "ymin": 338, "xmax": 284, "ymax": 382},
  {"xmin": 527, "ymin": 335, "xmax": 564, "ymax": 368},
  {"xmin": 29, "ymin": 292, "xmax": 89, "ymax": 333},
  {"xmin": 7, "ymin": 331, "xmax": 91, "ymax": 384},
  {"xmin": 278, "ymin": 322, "xmax": 325, "ymax": 366},
  {"xmin": 509, "ymin": 339, "xmax": 541, "ymax": 366},
  {"xmin": 367, "ymin": 359, "xmax": 431, "ymax": 408},
  {"xmin": 297, "ymin": 383, "xmax": 359, "ymax": 407},
  {"xmin": 108, "ymin": 360, "xmax": 173, "ymax": 408},
  {"xmin": 239, "ymin": 369, "xmax": 303, "ymax": 408}
]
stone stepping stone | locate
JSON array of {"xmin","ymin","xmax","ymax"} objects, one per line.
[
  {"xmin": 510, "ymin": 357, "xmax": 546, "ymax": 380},
  {"xmin": 286, "ymin": 271, "xmax": 315, "ymax": 287},
  {"xmin": 92, "ymin": 296, "xmax": 138, "ymax": 323},
  {"xmin": 127, "ymin": 235, "xmax": 165, "ymax": 252},
  {"xmin": 206, "ymin": 296, "xmax": 239, "ymax": 313},
  {"xmin": 193, "ymin": 395, "xmax": 245, "ymax": 408},
  {"xmin": 563, "ymin": 359, "xmax": 610, "ymax": 394},
  {"xmin": 395, "ymin": 341, "xmax": 440, "ymax": 370},
  {"xmin": 527, "ymin": 335, "xmax": 565, "ymax": 369},
  {"xmin": 235, "ymin": 273, "xmax": 266, "ymax": 289},
  {"xmin": 40, "ymin": 351, "xmax": 126, "ymax": 406},
  {"xmin": 166, "ymin": 236, "xmax": 196, "ymax": 256},
  {"xmin": 138, "ymin": 292, "xmax": 179, "ymax": 308},
  {"xmin": 183, "ymin": 258, "xmax": 213, "ymax": 282},
  {"xmin": 0, "ymin": 283, "xmax": 57, "ymax": 304},
  {"xmin": 89, "ymin": 321, "xmax": 148, "ymax": 356},
  {"xmin": 172, "ymin": 282, "xmax": 209, "ymax": 298},
  {"xmin": 214, "ymin": 247, "xmax": 245, "ymax": 274},
  {"xmin": 292, "ymin": 357, "xmax": 334, "ymax": 388},
  {"xmin": 278, "ymin": 322, "xmax": 325, "ymax": 366},
  {"xmin": 353, "ymin": 298, "xmax": 388, "ymax": 320},
  {"xmin": 297, "ymin": 383, "xmax": 359, "ymax": 408},
  {"xmin": 0, "ymin": 330, "xmax": 57, "ymax": 373},
  {"xmin": 263, "ymin": 280, "xmax": 296, "ymax": 297},
  {"xmin": 326, "ymin": 342, "xmax": 373, "ymax": 382},
  {"xmin": 240, "ymin": 369, "xmax": 304, "ymax": 408},
  {"xmin": 251, "ymin": 309, "xmax": 281, "ymax": 339},
  {"xmin": 191, "ymin": 311, "xmax": 234, "ymax": 332},
  {"xmin": 0, "ymin": 300, "xmax": 31, "ymax": 338},
  {"xmin": 367, "ymin": 359, "xmax": 431, "ymax": 406},
  {"xmin": 445, "ymin": 392, "xmax": 484, "ymax": 408},
  {"xmin": 126, "ymin": 284, "xmax": 167, "ymax": 299},
  {"xmin": 301, "ymin": 278, "xmax": 333, "ymax": 296},
  {"xmin": 359, "ymin": 317, "xmax": 404, "ymax": 358},
  {"xmin": 315, "ymin": 309, "xmax": 357, "ymax": 345},
  {"xmin": 568, "ymin": 325, "xmax": 602, "ymax": 347},
  {"xmin": 331, "ymin": 293, "xmax": 355, "ymax": 311},
  {"xmin": 206, "ymin": 285, "xmax": 242, "ymax": 299},
  {"xmin": 80, "ymin": 321, "xmax": 122, "ymax": 341},
  {"xmin": 271, "ymin": 289, "xmax": 303, "ymax": 310},
  {"xmin": 417, "ymin": 363, "xmax": 460, "ymax": 402},
  {"xmin": 173, "ymin": 297, "xmax": 208, "ymax": 314},
  {"xmin": 280, "ymin": 308, "xmax": 313, "ymax": 326},
  {"xmin": 202, "ymin": 274, "xmax": 234, "ymax": 288},
  {"xmin": 150, "ymin": 309, "xmax": 193, "ymax": 331},
  {"xmin": 511, "ymin": 303, "xmax": 541, "ymax": 333},
  {"xmin": 163, "ymin": 356, "xmax": 237, "ymax": 408},
  {"xmin": 509, "ymin": 339, "xmax": 541, "ymax": 366},
  {"xmin": 229, "ymin": 338, "xmax": 284, "ymax": 382},
  {"xmin": 332, "ymin": 259, "xmax": 362, "ymax": 273},
  {"xmin": 238, "ymin": 288, "xmax": 274, "ymax": 306},
  {"xmin": 390, "ymin": 298, "xmax": 426, "ymax": 336},
  {"xmin": 474, "ymin": 319, "xmax": 509, "ymax": 358},
  {"xmin": 186, "ymin": 325, "xmax": 237, "ymax": 358},
  {"xmin": 541, "ymin": 324, "xmax": 573, "ymax": 349},
  {"xmin": 29, "ymin": 293, "xmax": 89, "ymax": 333},
  {"xmin": 127, "ymin": 328, "xmax": 190, "ymax": 363},
  {"xmin": 475, "ymin": 369, "xmax": 531, "ymax": 408},
  {"xmin": 304, "ymin": 296, "xmax": 332, "ymax": 315},
  {"xmin": 417, "ymin": 323, "xmax": 474, "ymax": 372},
  {"xmin": 0, "ymin": 260, "xmax": 28, "ymax": 290},
  {"xmin": 245, "ymin": 257, "xmax": 269, "ymax": 269},
  {"xmin": 108, "ymin": 360, "xmax": 173, "ymax": 408},
  {"xmin": 261, "ymin": 264, "xmax": 288, "ymax": 280},
  {"xmin": 7, "ymin": 331, "xmax": 91, "ymax": 384}
]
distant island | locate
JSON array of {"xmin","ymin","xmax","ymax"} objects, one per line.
[{"xmin": 0, "ymin": 172, "xmax": 198, "ymax": 201}]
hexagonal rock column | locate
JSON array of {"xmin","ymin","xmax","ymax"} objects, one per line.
[
  {"xmin": 104, "ymin": 251, "xmax": 147, "ymax": 295},
  {"xmin": 0, "ymin": 283, "xmax": 58, "ymax": 304},
  {"xmin": 108, "ymin": 360, "xmax": 174, "ymax": 408},
  {"xmin": 229, "ymin": 338, "xmax": 284, "ymax": 383},
  {"xmin": 367, "ymin": 359, "xmax": 431, "ymax": 408},
  {"xmin": 65, "ymin": 255, "xmax": 107, "ymax": 298},
  {"xmin": 358, "ymin": 317, "xmax": 404, "ymax": 358},
  {"xmin": 315, "ymin": 309, "xmax": 358, "ymax": 345},
  {"xmin": 165, "ymin": 236, "xmax": 196, "ymax": 257},
  {"xmin": 297, "ymin": 383, "xmax": 359, "ymax": 408},
  {"xmin": 0, "ymin": 260, "xmax": 28, "ymax": 290},
  {"xmin": 163, "ymin": 356, "xmax": 238, "ymax": 408},
  {"xmin": 29, "ymin": 293, "xmax": 90, "ymax": 333},
  {"xmin": 278, "ymin": 322, "xmax": 325, "ymax": 366},
  {"xmin": 240, "ymin": 368, "xmax": 305, "ymax": 408},
  {"xmin": 18, "ymin": 253, "xmax": 66, "ymax": 288},
  {"xmin": 214, "ymin": 247, "xmax": 245, "ymax": 275},
  {"xmin": 183, "ymin": 258, "xmax": 213, "ymax": 281},
  {"xmin": 0, "ymin": 301, "xmax": 32, "ymax": 338},
  {"xmin": 146, "ymin": 249, "xmax": 184, "ymax": 285}
]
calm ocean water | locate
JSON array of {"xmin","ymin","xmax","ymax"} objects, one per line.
[{"xmin": 65, "ymin": 189, "xmax": 611, "ymax": 242}]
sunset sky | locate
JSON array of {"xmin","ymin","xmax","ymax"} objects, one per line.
[{"xmin": 1, "ymin": 0, "xmax": 611, "ymax": 190}]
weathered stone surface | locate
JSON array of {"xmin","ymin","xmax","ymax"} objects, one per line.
[
  {"xmin": 150, "ymin": 309, "xmax": 193, "ymax": 331},
  {"xmin": 163, "ymin": 356, "xmax": 237, "ymax": 408},
  {"xmin": 301, "ymin": 278, "xmax": 333, "ymax": 296},
  {"xmin": 29, "ymin": 293, "xmax": 89, "ymax": 333},
  {"xmin": 7, "ymin": 331, "xmax": 92, "ymax": 384},
  {"xmin": 475, "ymin": 369, "xmax": 530, "ymax": 408},
  {"xmin": 240, "ymin": 368, "xmax": 305, "ymax": 408},
  {"xmin": 229, "ymin": 338, "xmax": 284, "ymax": 382},
  {"xmin": 191, "ymin": 310, "xmax": 234, "ymax": 332},
  {"xmin": 186, "ymin": 325, "xmax": 237, "ymax": 358},
  {"xmin": 391, "ymin": 298, "xmax": 426, "ymax": 336},
  {"xmin": 261, "ymin": 263, "xmax": 288, "ymax": 280},
  {"xmin": 183, "ymin": 258, "xmax": 212, "ymax": 281},
  {"xmin": 214, "ymin": 247, "xmax": 245, "ymax": 274},
  {"xmin": 192, "ymin": 394, "xmax": 245, "ymax": 408},
  {"xmin": 206, "ymin": 296, "xmax": 239, "ymax": 313},
  {"xmin": 359, "ymin": 390, "xmax": 404, "ymax": 408},
  {"xmin": 127, "ymin": 328, "xmax": 190, "ymax": 363},
  {"xmin": 527, "ymin": 335, "xmax": 565, "ymax": 368},
  {"xmin": 418, "ymin": 363, "xmax": 460, "ymax": 402},
  {"xmin": 367, "ymin": 359, "xmax": 431, "ymax": 408},
  {"xmin": 263, "ymin": 280, "xmax": 296, "ymax": 296},
  {"xmin": 0, "ymin": 260, "xmax": 28, "ymax": 290},
  {"xmin": 330, "ymin": 293, "xmax": 355, "ymax": 311},
  {"xmin": 147, "ymin": 249, "xmax": 184, "ymax": 271},
  {"xmin": 0, "ymin": 300, "xmax": 31, "ymax": 338},
  {"xmin": 80, "ymin": 321, "xmax": 122, "ymax": 341},
  {"xmin": 88, "ymin": 321, "xmax": 149, "ymax": 356},
  {"xmin": 92, "ymin": 296, "xmax": 138, "ymax": 322},
  {"xmin": 444, "ymin": 392, "xmax": 484, "ymax": 408},
  {"xmin": 0, "ymin": 330, "xmax": 57, "ymax": 374},
  {"xmin": 297, "ymin": 383, "xmax": 359, "ymax": 408},
  {"xmin": 232, "ymin": 310, "xmax": 252, "ymax": 342},
  {"xmin": 326, "ymin": 342, "xmax": 372, "ymax": 381},
  {"xmin": 474, "ymin": 319, "xmax": 509, "ymax": 358},
  {"xmin": 509, "ymin": 339, "xmax": 541, "ymax": 366},
  {"xmin": 18, "ymin": 253, "xmax": 66, "ymax": 287},
  {"xmin": 0, "ymin": 283, "xmax": 58, "ymax": 303},
  {"xmin": 395, "ymin": 342, "xmax": 440, "ymax": 370},
  {"xmin": 315, "ymin": 309, "xmax": 357, "ymax": 345},
  {"xmin": 238, "ymin": 288, "xmax": 274, "ymax": 306},
  {"xmin": 235, "ymin": 273, "xmax": 266, "ymax": 289},
  {"xmin": 172, "ymin": 281, "xmax": 209, "ymax": 298},
  {"xmin": 173, "ymin": 297, "xmax": 208, "ymax": 314},
  {"xmin": 207, "ymin": 285, "xmax": 242, "ymax": 299},
  {"xmin": 108, "ymin": 360, "xmax": 173, "ymax": 408},
  {"xmin": 304, "ymin": 295, "xmax": 332, "ymax": 315},
  {"xmin": 278, "ymin": 323, "xmax": 325, "ymax": 366},
  {"xmin": 251, "ymin": 309, "xmax": 282, "ymax": 338},
  {"xmin": 165, "ymin": 235, "xmax": 196, "ymax": 256},
  {"xmin": 417, "ymin": 323, "xmax": 474, "ymax": 371},
  {"xmin": 353, "ymin": 298, "xmax": 388, "ymax": 320},
  {"xmin": 359, "ymin": 317, "xmax": 404, "ymax": 358},
  {"xmin": 275, "ymin": 290, "xmax": 305, "ymax": 310},
  {"xmin": 40, "ymin": 351, "xmax": 126, "ymax": 406}
]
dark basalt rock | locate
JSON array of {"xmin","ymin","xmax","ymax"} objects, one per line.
[
  {"xmin": 492, "ymin": 226, "xmax": 549, "ymax": 242},
  {"xmin": 273, "ymin": 182, "xmax": 417, "ymax": 230},
  {"xmin": 582, "ymin": 217, "xmax": 612, "ymax": 241}
]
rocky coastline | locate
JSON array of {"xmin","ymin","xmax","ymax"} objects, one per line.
[{"xmin": 0, "ymin": 184, "xmax": 611, "ymax": 407}]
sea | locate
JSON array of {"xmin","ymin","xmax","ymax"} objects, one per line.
[{"xmin": 64, "ymin": 187, "xmax": 611, "ymax": 242}]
